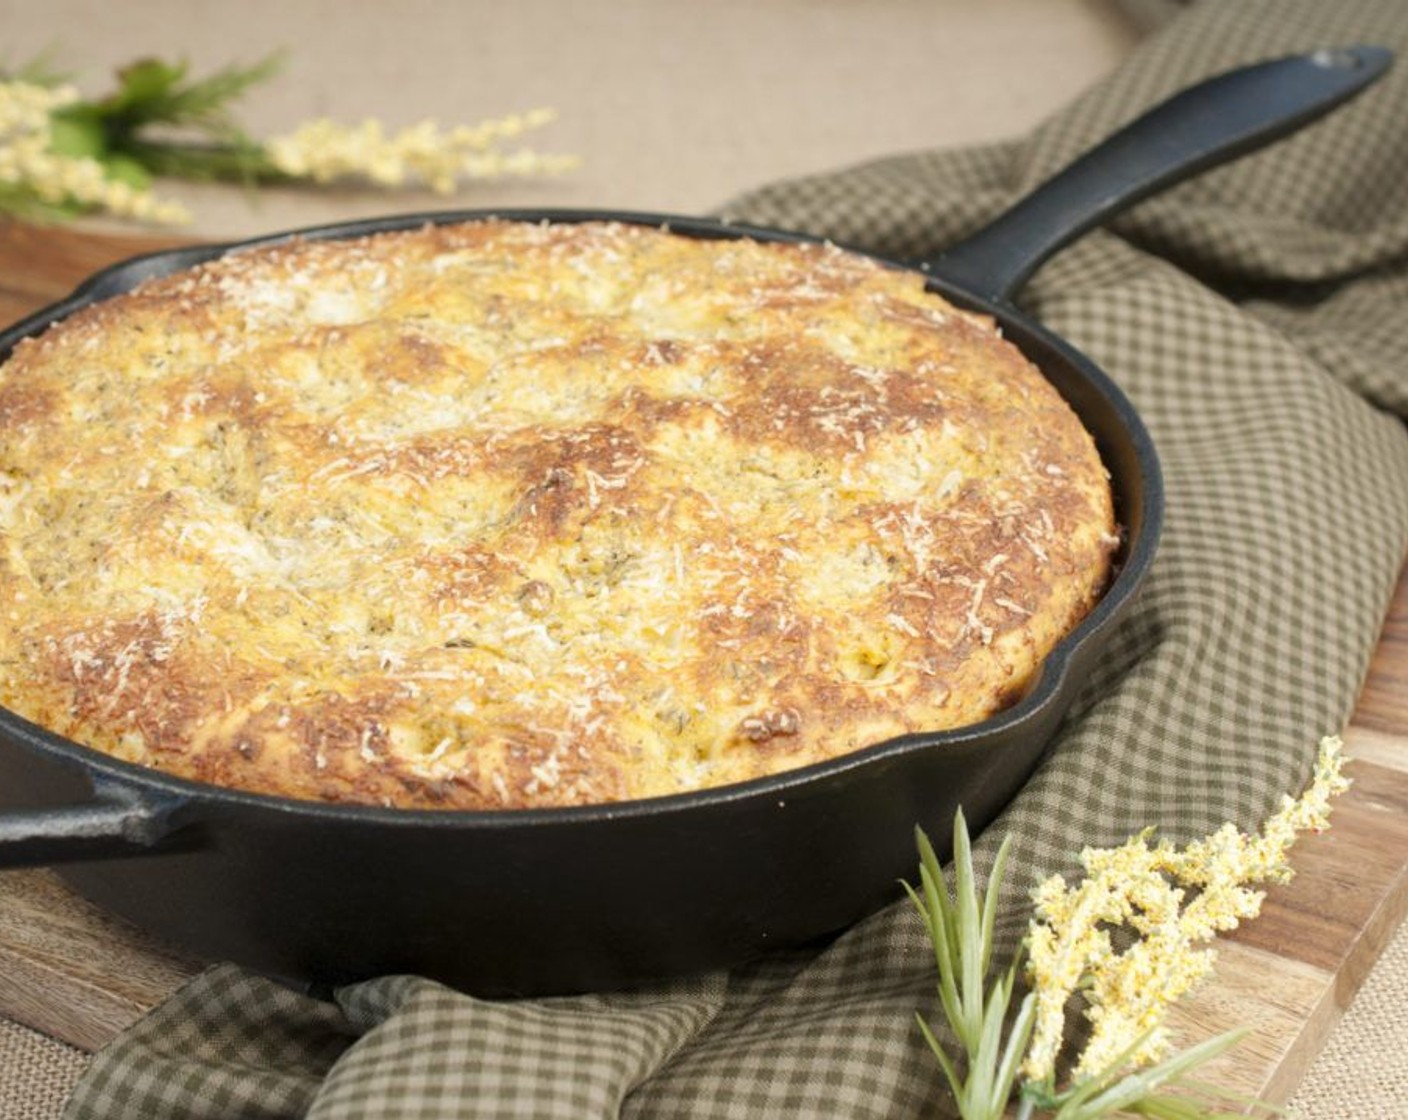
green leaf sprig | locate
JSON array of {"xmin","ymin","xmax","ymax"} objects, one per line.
[
  {"xmin": 906, "ymin": 812, "xmax": 1034, "ymax": 1118},
  {"xmin": 48, "ymin": 54, "xmax": 285, "ymax": 186}
]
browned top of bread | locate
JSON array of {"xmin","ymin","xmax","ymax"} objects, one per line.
[{"xmin": 0, "ymin": 220, "xmax": 1116, "ymax": 809}]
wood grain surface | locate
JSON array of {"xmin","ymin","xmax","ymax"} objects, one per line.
[{"xmin": 0, "ymin": 224, "xmax": 1405, "ymax": 1108}]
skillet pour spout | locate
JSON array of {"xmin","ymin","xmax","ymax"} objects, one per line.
[{"xmin": 0, "ymin": 46, "xmax": 1391, "ymax": 995}]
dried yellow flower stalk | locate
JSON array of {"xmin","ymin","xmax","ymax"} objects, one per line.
[
  {"xmin": 1023, "ymin": 735, "xmax": 1348, "ymax": 1085},
  {"xmin": 267, "ymin": 109, "xmax": 579, "ymax": 193}
]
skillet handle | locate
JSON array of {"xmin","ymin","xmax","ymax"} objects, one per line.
[
  {"xmin": 924, "ymin": 45, "xmax": 1393, "ymax": 304},
  {"xmin": 0, "ymin": 780, "xmax": 187, "ymax": 869}
]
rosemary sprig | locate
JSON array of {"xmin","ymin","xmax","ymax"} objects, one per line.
[
  {"xmin": 93, "ymin": 54, "xmax": 284, "ymax": 135},
  {"xmin": 46, "ymin": 54, "xmax": 283, "ymax": 186},
  {"xmin": 905, "ymin": 812, "xmax": 1033, "ymax": 1118}
]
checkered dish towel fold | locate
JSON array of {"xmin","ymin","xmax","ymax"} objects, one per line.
[{"xmin": 65, "ymin": 1, "xmax": 1408, "ymax": 1117}]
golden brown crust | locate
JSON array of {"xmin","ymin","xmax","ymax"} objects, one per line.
[{"xmin": 0, "ymin": 221, "xmax": 1116, "ymax": 809}]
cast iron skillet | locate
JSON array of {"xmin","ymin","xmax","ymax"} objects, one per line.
[{"xmin": 0, "ymin": 48, "xmax": 1390, "ymax": 995}]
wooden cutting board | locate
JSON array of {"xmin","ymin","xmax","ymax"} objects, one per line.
[{"xmin": 0, "ymin": 223, "xmax": 1405, "ymax": 1103}]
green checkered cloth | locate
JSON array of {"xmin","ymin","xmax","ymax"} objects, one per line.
[{"xmin": 65, "ymin": 1, "xmax": 1408, "ymax": 1116}]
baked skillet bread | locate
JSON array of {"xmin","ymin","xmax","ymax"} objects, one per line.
[{"xmin": 0, "ymin": 220, "xmax": 1117, "ymax": 810}]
